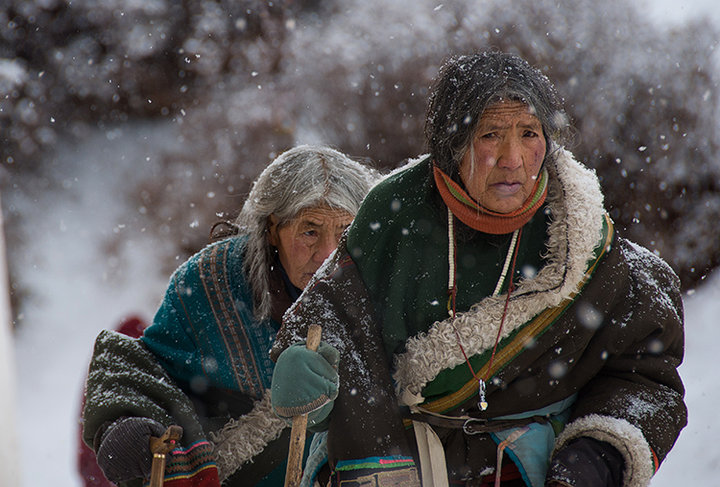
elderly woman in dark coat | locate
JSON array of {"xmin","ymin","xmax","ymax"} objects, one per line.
[
  {"xmin": 82, "ymin": 145, "xmax": 378, "ymax": 487},
  {"xmin": 270, "ymin": 52, "xmax": 686, "ymax": 487}
]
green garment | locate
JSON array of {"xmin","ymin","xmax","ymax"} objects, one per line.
[{"xmin": 347, "ymin": 156, "xmax": 548, "ymax": 399}]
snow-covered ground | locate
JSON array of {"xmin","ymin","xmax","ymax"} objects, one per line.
[
  {"xmin": 10, "ymin": 123, "xmax": 177, "ymax": 487},
  {"xmin": 652, "ymin": 272, "xmax": 720, "ymax": 485},
  {"xmin": 0, "ymin": 189, "xmax": 20, "ymax": 486}
]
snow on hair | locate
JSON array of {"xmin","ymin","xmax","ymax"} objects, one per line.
[
  {"xmin": 425, "ymin": 50, "xmax": 571, "ymax": 179},
  {"xmin": 235, "ymin": 145, "xmax": 378, "ymax": 320}
]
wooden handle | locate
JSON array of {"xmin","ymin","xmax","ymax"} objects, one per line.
[
  {"xmin": 149, "ymin": 453, "xmax": 167, "ymax": 487},
  {"xmin": 304, "ymin": 324, "xmax": 322, "ymax": 353},
  {"xmin": 284, "ymin": 324, "xmax": 322, "ymax": 487},
  {"xmin": 149, "ymin": 425, "xmax": 183, "ymax": 487},
  {"xmin": 149, "ymin": 425, "xmax": 183, "ymax": 455}
]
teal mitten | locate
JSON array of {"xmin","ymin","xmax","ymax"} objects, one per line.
[{"xmin": 271, "ymin": 341, "xmax": 339, "ymax": 430}]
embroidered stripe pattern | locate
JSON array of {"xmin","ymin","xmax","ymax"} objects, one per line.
[
  {"xmin": 335, "ymin": 456, "xmax": 416, "ymax": 472},
  {"xmin": 145, "ymin": 440, "xmax": 219, "ymax": 486},
  {"xmin": 214, "ymin": 242, "xmax": 275, "ymax": 392},
  {"xmin": 200, "ymin": 243, "xmax": 264, "ymax": 396}
]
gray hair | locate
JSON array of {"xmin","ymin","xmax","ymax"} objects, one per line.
[
  {"xmin": 425, "ymin": 50, "xmax": 572, "ymax": 179},
  {"xmin": 235, "ymin": 144, "xmax": 378, "ymax": 320}
]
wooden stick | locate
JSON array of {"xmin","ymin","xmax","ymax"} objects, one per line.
[
  {"xmin": 149, "ymin": 425, "xmax": 183, "ymax": 487},
  {"xmin": 284, "ymin": 324, "xmax": 322, "ymax": 487}
]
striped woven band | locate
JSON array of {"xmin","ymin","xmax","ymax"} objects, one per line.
[{"xmin": 433, "ymin": 164, "xmax": 548, "ymax": 235}]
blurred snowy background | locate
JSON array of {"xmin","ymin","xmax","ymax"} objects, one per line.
[{"xmin": 1, "ymin": 0, "xmax": 719, "ymax": 485}]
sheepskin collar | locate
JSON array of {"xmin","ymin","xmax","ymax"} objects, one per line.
[{"xmin": 393, "ymin": 148, "xmax": 608, "ymax": 398}]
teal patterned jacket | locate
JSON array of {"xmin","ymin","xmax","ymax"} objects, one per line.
[
  {"xmin": 142, "ymin": 235, "xmax": 278, "ymax": 396},
  {"xmin": 84, "ymin": 236, "xmax": 295, "ymax": 486}
]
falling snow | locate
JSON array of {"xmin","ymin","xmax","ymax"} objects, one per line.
[{"xmin": 2, "ymin": 1, "xmax": 720, "ymax": 486}]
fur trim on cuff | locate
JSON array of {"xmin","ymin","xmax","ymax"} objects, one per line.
[
  {"xmin": 553, "ymin": 414, "xmax": 654, "ymax": 487},
  {"xmin": 209, "ymin": 389, "xmax": 288, "ymax": 481}
]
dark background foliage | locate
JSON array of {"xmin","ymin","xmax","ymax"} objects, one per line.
[{"xmin": 3, "ymin": 0, "xmax": 719, "ymax": 320}]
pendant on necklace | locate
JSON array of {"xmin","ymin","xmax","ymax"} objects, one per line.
[{"xmin": 478, "ymin": 379, "xmax": 488, "ymax": 411}]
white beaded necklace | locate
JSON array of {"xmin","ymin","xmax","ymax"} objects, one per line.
[{"xmin": 446, "ymin": 207, "xmax": 521, "ymax": 411}]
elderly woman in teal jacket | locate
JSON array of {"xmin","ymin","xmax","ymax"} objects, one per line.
[{"xmin": 82, "ymin": 145, "xmax": 377, "ymax": 487}]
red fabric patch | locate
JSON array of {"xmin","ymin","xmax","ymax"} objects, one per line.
[{"xmin": 162, "ymin": 466, "xmax": 221, "ymax": 487}]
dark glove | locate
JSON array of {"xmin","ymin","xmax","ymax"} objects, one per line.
[
  {"xmin": 95, "ymin": 417, "xmax": 167, "ymax": 483},
  {"xmin": 546, "ymin": 437, "xmax": 624, "ymax": 487},
  {"xmin": 271, "ymin": 341, "xmax": 339, "ymax": 430}
]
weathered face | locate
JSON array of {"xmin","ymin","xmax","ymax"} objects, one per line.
[
  {"xmin": 459, "ymin": 100, "xmax": 547, "ymax": 214},
  {"xmin": 268, "ymin": 205, "xmax": 353, "ymax": 290}
]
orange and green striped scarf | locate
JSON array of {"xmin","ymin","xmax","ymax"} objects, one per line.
[{"xmin": 433, "ymin": 164, "xmax": 548, "ymax": 235}]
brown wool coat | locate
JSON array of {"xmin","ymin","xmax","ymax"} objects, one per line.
[{"xmin": 272, "ymin": 150, "xmax": 686, "ymax": 486}]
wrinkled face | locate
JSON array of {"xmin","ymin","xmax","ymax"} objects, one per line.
[
  {"xmin": 459, "ymin": 100, "xmax": 547, "ymax": 214},
  {"xmin": 268, "ymin": 205, "xmax": 353, "ymax": 290}
]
